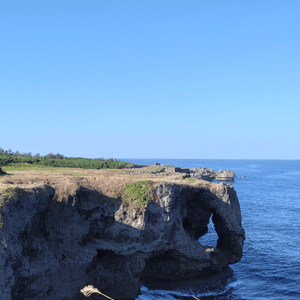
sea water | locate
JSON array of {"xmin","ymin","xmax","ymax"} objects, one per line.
[{"xmin": 119, "ymin": 159, "xmax": 300, "ymax": 300}]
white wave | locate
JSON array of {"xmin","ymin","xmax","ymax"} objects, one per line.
[
  {"xmin": 227, "ymin": 280, "xmax": 243, "ymax": 288},
  {"xmin": 137, "ymin": 281, "xmax": 240, "ymax": 299}
]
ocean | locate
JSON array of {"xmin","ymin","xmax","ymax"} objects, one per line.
[{"xmin": 119, "ymin": 159, "xmax": 300, "ymax": 300}]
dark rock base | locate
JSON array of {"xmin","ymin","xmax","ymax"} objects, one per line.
[
  {"xmin": 0, "ymin": 180, "xmax": 244, "ymax": 300},
  {"xmin": 141, "ymin": 265, "xmax": 234, "ymax": 294}
]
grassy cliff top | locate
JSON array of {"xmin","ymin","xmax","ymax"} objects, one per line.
[{"xmin": 0, "ymin": 164, "xmax": 216, "ymax": 200}]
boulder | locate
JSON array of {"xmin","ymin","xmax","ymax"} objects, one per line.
[
  {"xmin": 215, "ymin": 169, "xmax": 236, "ymax": 181},
  {"xmin": 190, "ymin": 167, "xmax": 216, "ymax": 181},
  {"xmin": 0, "ymin": 181, "xmax": 244, "ymax": 300}
]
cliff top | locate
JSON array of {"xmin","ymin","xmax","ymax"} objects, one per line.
[{"xmin": 0, "ymin": 165, "xmax": 227, "ymax": 203}]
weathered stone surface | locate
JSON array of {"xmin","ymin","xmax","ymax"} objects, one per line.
[
  {"xmin": 0, "ymin": 180, "xmax": 244, "ymax": 300},
  {"xmin": 190, "ymin": 166, "xmax": 217, "ymax": 181},
  {"xmin": 216, "ymin": 169, "xmax": 236, "ymax": 181},
  {"xmin": 123, "ymin": 163, "xmax": 235, "ymax": 181}
]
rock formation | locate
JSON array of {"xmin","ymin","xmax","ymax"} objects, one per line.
[
  {"xmin": 0, "ymin": 173, "xmax": 244, "ymax": 300},
  {"xmin": 190, "ymin": 166, "xmax": 216, "ymax": 181},
  {"xmin": 124, "ymin": 163, "xmax": 236, "ymax": 181},
  {"xmin": 215, "ymin": 169, "xmax": 236, "ymax": 181}
]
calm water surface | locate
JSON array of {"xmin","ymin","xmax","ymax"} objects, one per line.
[{"xmin": 119, "ymin": 159, "xmax": 300, "ymax": 300}]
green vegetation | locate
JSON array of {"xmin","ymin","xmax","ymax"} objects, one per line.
[
  {"xmin": 0, "ymin": 167, "xmax": 7, "ymax": 176},
  {"xmin": 4, "ymin": 187, "xmax": 16, "ymax": 199},
  {"xmin": 122, "ymin": 181, "xmax": 152, "ymax": 205},
  {"xmin": 184, "ymin": 178, "xmax": 196, "ymax": 184},
  {"xmin": 0, "ymin": 147, "xmax": 130, "ymax": 170},
  {"xmin": 0, "ymin": 187, "xmax": 17, "ymax": 229},
  {"xmin": 142, "ymin": 165, "xmax": 160, "ymax": 173},
  {"xmin": 2, "ymin": 164, "xmax": 58, "ymax": 172}
]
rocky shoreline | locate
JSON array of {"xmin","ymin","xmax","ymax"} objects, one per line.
[
  {"xmin": 124, "ymin": 162, "xmax": 236, "ymax": 181},
  {"xmin": 0, "ymin": 164, "xmax": 244, "ymax": 300}
]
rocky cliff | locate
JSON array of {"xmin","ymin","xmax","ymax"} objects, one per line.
[
  {"xmin": 0, "ymin": 168, "xmax": 245, "ymax": 300},
  {"xmin": 124, "ymin": 163, "xmax": 236, "ymax": 181}
]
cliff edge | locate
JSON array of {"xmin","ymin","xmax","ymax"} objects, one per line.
[{"xmin": 0, "ymin": 166, "xmax": 245, "ymax": 300}]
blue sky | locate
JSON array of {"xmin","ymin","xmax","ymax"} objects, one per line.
[{"xmin": 1, "ymin": 1, "xmax": 299, "ymax": 159}]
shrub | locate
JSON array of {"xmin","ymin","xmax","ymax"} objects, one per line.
[
  {"xmin": 0, "ymin": 148, "xmax": 129, "ymax": 170},
  {"xmin": 122, "ymin": 181, "xmax": 152, "ymax": 205}
]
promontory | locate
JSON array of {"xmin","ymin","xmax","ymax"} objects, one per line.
[{"xmin": 0, "ymin": 163, "xmax": 245, "ymax": 300}]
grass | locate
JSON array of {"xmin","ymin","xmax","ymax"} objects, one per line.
[
  {"xmin": 184, "ymin": 178, "xmax": 196, "ymax": 184},
  {"xmin": 0, "ymin": 167, "xmax": 8, "ymax": 176},
  {"xmin": 71, "ymin": 176, "xmax": 84, "ymax": 180},
  {"xmin": 0, "ymin": 187, "xmax": 17, "ymax": 229},
  {"xmin": 46, "ymin": 169, "xmax": 89, "ymax": 176},
  {"xmin": 4, "ymin": 187, "xmax": 16, "ymax": 199},
  {"xmin": 1, "ymin": 164, "xmax": 95, "ymax": 178},
  {"xmin": 0, "ymin": 173, "xmax": 9, "ymax": 177},
  {"xmin": 122, "ymin": 180, "xmax": 152, "ymax": 205},
  {"xmin": 142, "ymin": 165, "xmax": 160, "ymax": 173},
  {"xmin": 2, "ymin": 163, "xmax": 57, "ymax": 172}
]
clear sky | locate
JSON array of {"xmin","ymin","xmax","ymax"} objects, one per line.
[{"xmin": 1, "ymin": 1, "xmax": 299, "ymax": 159}]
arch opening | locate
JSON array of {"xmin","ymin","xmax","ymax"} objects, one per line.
[{"xmin": 198, "ymin": 214, "xmax": 219, "ymax": 248}]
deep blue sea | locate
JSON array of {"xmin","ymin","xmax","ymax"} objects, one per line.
[{"xmin": 120, "ymin": 159, "xmax": 300, "ymax": 300}]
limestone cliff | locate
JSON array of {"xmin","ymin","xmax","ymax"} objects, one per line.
[{"xmin": 0, "ymin": 170, "xmax": 245, "ymax": 300}]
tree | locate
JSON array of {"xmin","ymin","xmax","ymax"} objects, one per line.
[
  {"xmin": 46, "ymin": 153, "xmax": 56, "ymax": 159},
  {"xmin": 56, "ymin": 153, "xmax": 64, "ymax": 159}
]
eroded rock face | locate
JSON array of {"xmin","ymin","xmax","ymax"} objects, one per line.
[{"xmin": 0, "ymin": 181, "xmax": 244, "ymax": 300}]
